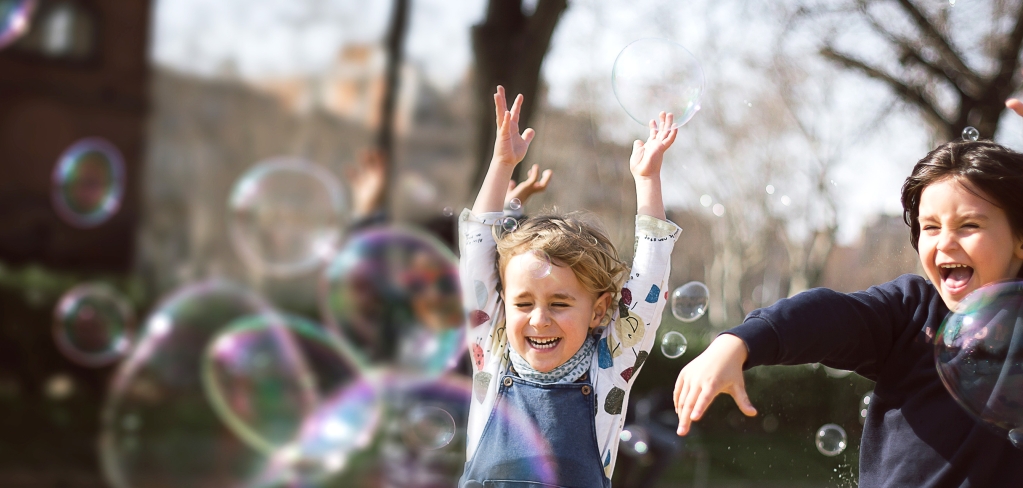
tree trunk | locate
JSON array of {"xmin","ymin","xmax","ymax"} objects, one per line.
[{"xmin": 376, "ymin": 0, "xmax": 410, "ymax": 214}]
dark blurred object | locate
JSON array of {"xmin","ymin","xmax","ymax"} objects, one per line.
[
  {"xmin": 614, "ymin": 387, "xmax": 689, "ymax": 488},
  {"xmin": 0, "ymin": 0, "xmax": 151, "ymax": 272}
]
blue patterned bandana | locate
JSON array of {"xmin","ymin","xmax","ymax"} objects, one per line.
[{"xmin": 509, "ymin": 334, "xmax": 596, "ymax": 384}]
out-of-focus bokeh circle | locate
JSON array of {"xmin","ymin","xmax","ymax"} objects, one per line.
[
  {"xmin": 53, "ymin": 283, "xmax": 135, "ymax": 367},
  {"xmin": 320, "ymin": 225, "xmax": 464, "ymax": 377},
  {"xmin": 401, "ymin": 404, "xmax": 456, "ymax": 451},
  {"xmin": 814, "ymin": 423, "xmax": 847, "ymax": 456},
  {"xmin": 935, "ymin": 281, "xmax": 1023, "ymax": 444},
  {"xmin": 229, "ymin": 157, "xmax": 346, "ymax": 277},
  {"xmin": 619, "ymin": 424, "xmax": 651, "ymax": 457},
  {"xmin": 99, "ymin": 280, "xmax": 275, "ymax": 488},
  {"xmin": 612, "ymin": 38, "xmax": 704, "ymax": 129},
  {"xmin": 0, "ymin": 0, "xmax": 36, "ymax": 50},
  {"xmin": 671, "ymin": 281, "xmax": 709, "ymax": 323},
  {"xmin": 51, "ymin": 137, "xmax": 126, "ymax": 228}
]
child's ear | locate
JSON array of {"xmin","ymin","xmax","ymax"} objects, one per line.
[{"xmin": 590, "ymin": 292, "xmax": 613, "ymax": 328}]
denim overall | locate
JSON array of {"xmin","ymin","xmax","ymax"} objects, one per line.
[{"xmin": 459, "ymin": 368, "xmax": 612, "ymax": 488}]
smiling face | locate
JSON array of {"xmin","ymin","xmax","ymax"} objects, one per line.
[
  {"xmin": 502, "ymin": 251, "xmax": 610, "ymax": 373},
  {"xmin": 917, "ymin": 178, "xmax": 1023, "ymax": 311}
]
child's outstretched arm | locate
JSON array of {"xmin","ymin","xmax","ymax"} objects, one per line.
[
  {"xmin": 629, "ymin": 112, "xmax": 677, "ymax": 219},
  {"xmin": 472, "ymin": 85, "xmax": 535, "ymax": 214},
  {"xmin": 673, "ymin": 334, "xmax": 758, "ymax": 435}
]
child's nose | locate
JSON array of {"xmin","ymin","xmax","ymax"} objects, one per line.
[
  {"xmin": 936, "ymin": 228, "xmax": 960, "ymax": 252},
  {"xmin": 529, "ymin": 308, "xmax": 551, "ymax": 328}
]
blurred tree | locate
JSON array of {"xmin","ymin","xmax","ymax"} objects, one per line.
[
  {"xmin": 797, "ymin": 0, "xmax": 1023, "ymax": 141},
  {"xmin": 469, "ymin": 0, "xmax": 568, "ymax": 191},
  {"xmin": 376, "ymin": 0, "xmax": 410, "ymax": 214}
]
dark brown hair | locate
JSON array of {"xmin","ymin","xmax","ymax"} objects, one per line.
[{"xmin": 901, "ymin": 141, "xmax": 1023, "ymax": 270}]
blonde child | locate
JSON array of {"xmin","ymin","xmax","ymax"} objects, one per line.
[{"xmin": 457, "ymin": 86, "xmax": 682, "ymax": 487}]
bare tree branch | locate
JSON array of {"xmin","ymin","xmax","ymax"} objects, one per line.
[{"xmin": 890, "ymin": 0, "xmax": 982, "ymax": 87}]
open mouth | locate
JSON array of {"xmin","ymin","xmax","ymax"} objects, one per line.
[
  {"xmin": 939, "ymin": 263, "xmax": 974, "ymax": 293},
  {"xmin": 526, "ymin": 337, "xmax": 561, "ymax": 350}
]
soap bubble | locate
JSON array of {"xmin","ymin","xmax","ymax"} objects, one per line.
[
  {"xmin": 619, "ymin": 424, "xmax": 650, "ymax": 457},
  {"xmin": 229, "ymin": 158, "xmax": 346, "ymax": 277},
  {"xmin": 612, "ymin": 38, "xmax": 704, "ymax": 129},
  {"xmin": 671, "ymin": 281, "xmax": 709, "ymax": 322},
  {"xmin": 815, "ymin": 423, "xmax": 847, "ymax": 456},
  {"xmin": 202, "ymin": 312, "xmax": 366, "ymax": 454},
  {"xmin": 660, "ymin": 331, "xmax": 688, "ymax": 358},
  {"xmin": 935, "ymin": 281, "xmax": 1023, "ymax": 445},
  {"xmin": 402, "ymin": 405, "xmax": 456, "ymax": 450},
  {"xmin": 1011, "ymin": 428, "xmax": 1023, "ymax": 449},
  {"xmin": 859, "ymin": 391, "xmax": 873, "ymax": 424},
  {"xmin": 0, "ymin": 0, "xmax": 36, "ymax": 50},
  {"xmin": 523, "ymin": 249, "xmax": 552, "ymax": 280},
  {"xmin": 51, "ymin": 138, "xmax": 126, "ymax": 228},
  {"xmin": 962, "ymin": 126, "xmax": 979, "ymax": 141},
  {"xmin": 501, "ymin": 216, "xmax": 518, "ymax": 232},
  {"xmin": 509, "ymin": 198, "xmax": 522, "ymax": 211},
  {"xmin": 53, "ymin": 283, "xmax": 134, "ymax": 367},
  {"xmin": 320, "ymin": 226, "xmax": 464, "ymax": 377},
  {"xmin": 99, "ymin": 280, "xmax": 276, "ymax": 487},
  {"xmin": 442, "ymin": 206, "xmax": 454, "ymax": 217}
]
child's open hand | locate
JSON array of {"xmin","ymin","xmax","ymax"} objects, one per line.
[
  {"xmin": 630, "ymin": 111, "xmax": 678, "ymax": 179},
  {"xmin": 674, "ymin": 334, "xmax": 758, "ymax": 436},
  {"xmin": 506, "ymin": 164, "xmax": 553, "ymax": 208},
  {"xmin": 493, "ymin": 85, "xmax": 535, "ymax": 166}
]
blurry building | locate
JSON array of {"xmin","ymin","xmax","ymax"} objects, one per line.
[{"xmin": 0, "ymin": 0, "xmax": 152, "ymax": 272}]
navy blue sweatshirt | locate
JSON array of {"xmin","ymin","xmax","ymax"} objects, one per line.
[{"xmin": 727, "ymin": 274, "xmax": 1023, "ymax": 487}]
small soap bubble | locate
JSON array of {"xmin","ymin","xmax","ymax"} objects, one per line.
[
  {"xmin": 403, "ymin": 405, "xmax": 456, "ymax": 450},
  {"xmin": 53, "ymin": 283, "xmax": 135, "ymax": 367},
  {"xmin": 51, "ymin": 138, "xmax": 126, "ymax": 228},
  {"xmin": 962, "ymin": 126, "xmax": 979, "ymax": 141},
  {"xmin": 660, "ymin": 331, "xmax": 688, "ymax": 358},
  {"xmin": 815, "ymin": 423, "xmax": 848, "ymax": 456},
  {"xmin": 949, "ymin": 0, "xmax": 956, "ymax": 6},
  {"xmin": 442, "ymin": 207, "xmax": 454, "ymax": 217},
  {"xmin": 859, "ymin": 391, "xmax": 873, "ymax": 423},
  {"xmin": 766, "ymin": 184, "xmax": 775, "ymax": 195},
  {"xmin": 509, "ymin": 198, "xmax": 522, "ymax": 211},
  {"xmin": 0, "ymin": 0, "xmax": 36, "ymax": 50},
  {"xmin": 712, "ymin": 204, "xmax": 725, "ymax": 216},
  {"xmin": 612, "ymin": 38, "xmax": 704, "ymax": 129},
  {"xmin": 780, "ymin": 195, "xmax": 791, "ymax": 206},
  {"xmin": 619, "ymin": 424, "xmax": 650, "ymax": 457},
  {"xmin": 699, "ymin": 195, "xmax": 712, "ymax": 207},
  {"xmin": 527, "ymin": 249, "xmax": 553, "ymax": 280},
  {"xmin": 743, "ymin": 100, "xmax": 752, "ymax": 108},
  {"xmin": 672, "ymin": 281, "xmax": 709, "ymax": 322},
  {"xmin": 500, "ymin": 216, "xmax": 518, "ymax": 232}
]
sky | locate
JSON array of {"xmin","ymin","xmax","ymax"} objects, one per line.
[{"xmin": 150, "ymin": 0, "xmax": 1023, "ymax": 245}]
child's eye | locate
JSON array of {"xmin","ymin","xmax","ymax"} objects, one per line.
[
  {"xmin": 514, "ymin": 302, "xmax": 532, "ymax": 308},
  {"xmin": 552, "ymin": 302, "xmax": 569, "ymax": 308}
]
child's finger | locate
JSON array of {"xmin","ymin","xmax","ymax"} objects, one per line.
[
  {"xmin": 1007, "ymin": 98, "xmax": 1023, "ymax": 118},
  {"xmin": 521, "ymin": 128, "xmax": 535, "ymax": 146},
  {"xmin": 677, "ymin": 384, "xmax": 699, "ymax": 435},
  {"xmin": 495, "ymin": 86, "xmax": 508, "ymax": 123},
  {"xmin": 730, "ymin": 384, "xmax": 758, "ymax": 417},
  {"xmin": 507, "ymin": 180, "xmax": 517, "ymax": 194},
  {"xmin": 663, "ymin": 113, "xmax": 675, "ymax": 134},
  {"xmin": 525, "ymin": 164, "xmax": 539, "ymax": 184},
  {"xmin": 510, "ymin": 94, "xmax": 524, "ymax": 122},
  {"xmin": 665, "ymin": 127, "xmax": 678, "ymax": 147},
  {"xmin": 673, "ymin": 372, "xmax": 687, "ymax": 410},
  {"xmin": 536, "ymin": 169, "xmax": 553, "ymax": 188},
  {"xmin": 689, "ymin": 387, "xmax": 716, "ymax": 421},
  {"xmin": 648, "ymin": 119, "xmax": 657, "ymax": 141}
]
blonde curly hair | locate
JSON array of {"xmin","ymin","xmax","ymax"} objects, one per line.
[{"xmin": 495, "ymin": 211, "xmax": 629, "ymax": 306}]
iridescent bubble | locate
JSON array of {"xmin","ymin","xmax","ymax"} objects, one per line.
[
  {"xmin": 320, "ymin": 226, "xmax": 464, "ymax": 378},
  {"xmin": 51, "ymin": 138, "xmax": 126, "ymax": 228},
  {"xmin": 619, "ymin": 424, "xmax": 650, "ymax": 457},
  {"xmin": 859, "ymin": 390, "xmax": 873, "ymax": 424},
  {"xmin": 671, "ymin": 281, "xmax": 709, "ymax": 322},
  {"xmin": 962, "ymin": 126, "xmax": 979, "ymax": 141},
  {"xmin": 525, "ymin": 249, "xmax": 553, "ymax": 280},
  {"xmin": 0, "ymin": 0, "xmax": 36, "ymax": 50},
  {"xmin": 202, "ymin": 313, "xmax": 366, "ymax": 454},
  {"xmin": 660, "ymin": 330, "xmax": 688, "ymax": 358},
  {"xmin": 442, "ymin": 206, "xmax": 454, "ymax": 217},
  {"xmin": 53, "ymin": 283, "xmax": 134, "ymax": 367},
  {"xmin": 935, "ymin": 281, "xmax": 1023, "ymax": 446},
  {"xmin": 501, "ymin": 216, "xmax": 518, "ymax": 232},
  {"xmin": 509, "ymin": 198, "xmax": 522, "ymax": 211},
  {"xmin": 229, "ymin": 157, "xmax": 346, "ymax": 277},
  {"xmin": 815, "ymin": 423, "xmax": 847, "ymax": 456},
  {"xmin": 612, "ymin": 38, "xmax": 704, "ymax": 129},
  {"xmin": 402, "ymin": 405, "xmax": 456, "ymax": 450},
  {"xmin": 99, "ymin": 280, "xmax": 275, "ymax": 488}
]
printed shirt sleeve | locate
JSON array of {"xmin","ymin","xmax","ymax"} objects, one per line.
[
  {"xmin": 457, "ymin": 209, "xmax": 510, "ymax": 460},
  {"xmin": 593, "ymin": 215, "xmax": 681, "ymax": 478}
]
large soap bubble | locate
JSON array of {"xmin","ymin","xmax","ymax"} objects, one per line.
[
  {"xmin": 53, "ymin": 283, "xmax": 135, "ymax": 367},
  {"xmin": 51, "ymin": 138, "xmax": 126, "ymax": 228},
  {"xmin": 99, "ymin": 280, "xmax": 275, "ymax": 488},
  {"xmin": 612, "ymin": 38, "xmax": 705, "ymax": 129},
  {"xmin": 671, "ymin": 281, "xmax": 709, "ymax": 323},
  {"xmin": 0, "ymin": 0, "xmax": 35, "ymax": 50},
  {"xmin": 935, "ymin": 281, "xmax": 1023, "ymax": 447},
  {"xmin": 320, "ymin": 226, "xmax": 464, "ymax": 377},
  {"xmin": 229, "ymin": 158, "xmax": 346, "ymax": 278},
  {"xmin": 815, "ymin": 423, "xmax": 847, "ymax": 456}
]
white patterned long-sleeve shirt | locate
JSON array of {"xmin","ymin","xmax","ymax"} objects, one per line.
[{"xmin": 458, "ymin": 209, "xmax": 681, "ymax": 478}]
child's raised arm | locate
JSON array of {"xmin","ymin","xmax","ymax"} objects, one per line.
[
  {"xmin": 472, "ymin": 86, "xmax": 535, "ymax": 215},
  {"xmin": 629, "ymin": 112, "xmax": 678, "ymax": 220}
]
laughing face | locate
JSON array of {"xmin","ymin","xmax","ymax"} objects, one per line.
[
  {"xmin": 917, "ymin": 178, "xmax": 1023, "ymax": 311},
  {"xmin": 502, "ymin": 251, "xmax": 610, "ymax": 373}
]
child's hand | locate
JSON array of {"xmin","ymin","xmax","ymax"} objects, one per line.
[
  {"xmin": 492, "ymin": 85, "xmax": 535, "ymax": 166},
  {"xmin": 1007, "ymin": 98, "xmax": 1023, "ymax": 118},
  {"xmin": 673, "ymin": 334, "xmax": 758, "ymax": 436},
  {"xmin": 506, "ymin": 164, "xmax": 553, "ymax": 208},
  {"xmin": 630, "ymin": 111, "xmax": 678, "ymax": 180}
]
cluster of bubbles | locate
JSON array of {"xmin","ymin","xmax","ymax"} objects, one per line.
[
  {"xmin": 612, "ymin": 38, "xmax": 704, "ymax": 129},
  {"xmin": 53, "ymin": 283, "xmax": 135, "ymax": 367},
  {"xmin": 619, "ymin": 425, "xmax": 650, "ymax": 457},
  {"xmin": 51, "ymin": 138, "xmax": 126, "ymax": 228},
  {"xmin": 0, "ymin": 0, "xmax": 35, "ymax": 50}
]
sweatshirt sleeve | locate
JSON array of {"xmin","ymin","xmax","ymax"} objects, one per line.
[{"xmin": 725, "ymin": 274, "xmax": 939, "ymax": 380}]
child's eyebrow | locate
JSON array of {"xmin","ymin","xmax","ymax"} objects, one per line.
[{"xmin": 549, "ymin": 293, "xmax": 577, "ymax": 301}]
